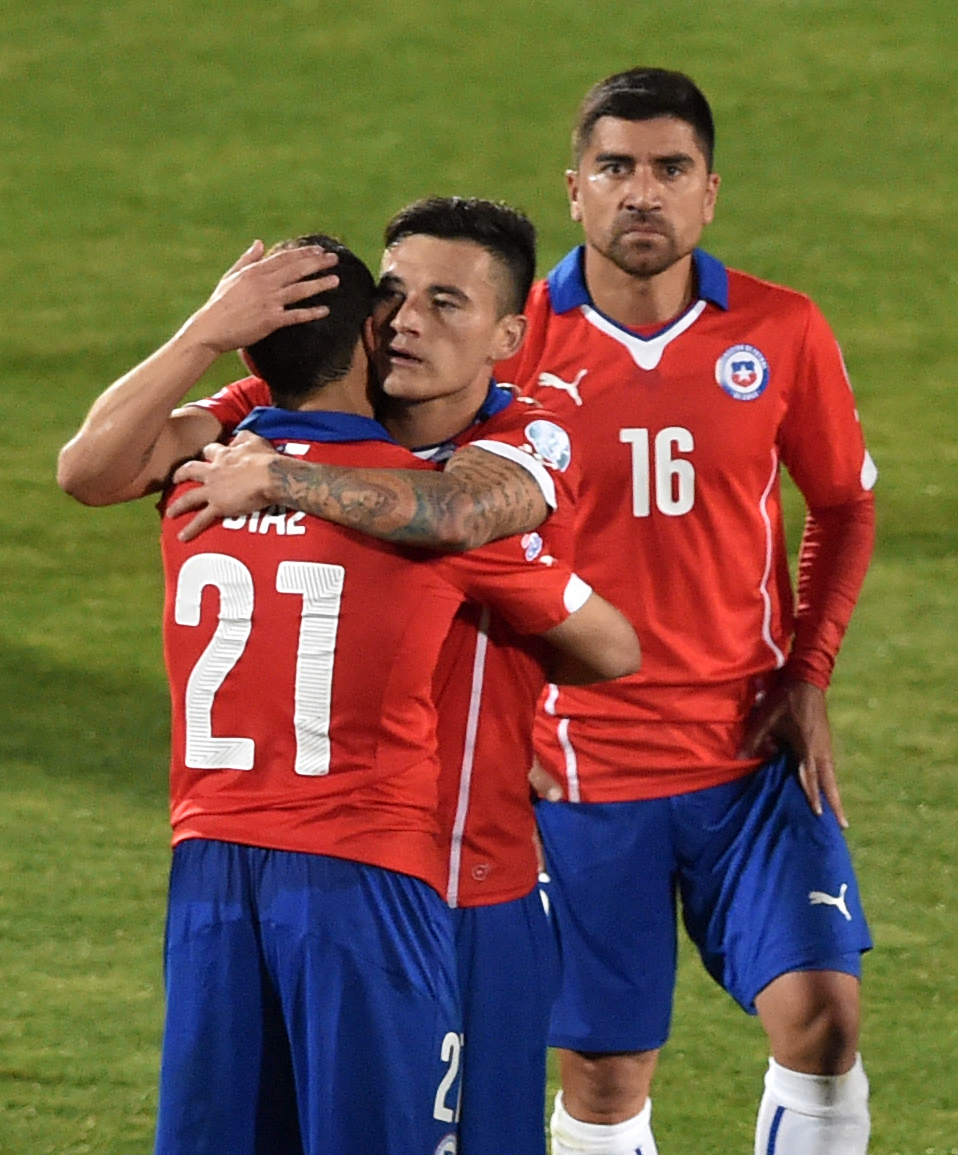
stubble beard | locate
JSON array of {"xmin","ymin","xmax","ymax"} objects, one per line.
[{"xmin": 603, "ymin": 217, "xmax": 683, "ymax": 280}]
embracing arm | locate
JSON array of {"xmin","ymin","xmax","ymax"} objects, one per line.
[
  {"xmin": 56, "ymin": 241, "xmax": 338, "ymax": 505},
  {"xmin": 542, "ymin": 591, "xmax": 640, "ymax": 684},
  {"xmin": 168, "ymin": 438, "xmax": 551, "ymax": 548}
]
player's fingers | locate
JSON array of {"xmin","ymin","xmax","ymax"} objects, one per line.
[
  {"xmin": 276, "ymin": 304, "xmax": 331, "ymax": 327},
  {"xmin": 177, "ymin": 505, "xmax": 219, "ymax": 543},
  {"xmin": 264, "ymin": 246, "xmax": 339, "ymax": 283},
  {"xmin": 228, "ymin": 431, "xmax": 271, "ymax": 449},
  {"xmin": 529, "ymin": 760, "xmax": 563, "ymax": 802},
  {"xmin": 819, "ymin": 760, "xmax": 849, "ymax": 829},
  {"xmin": 165, "ymin": 483, "xmax": 210, "ymax": 517},
  {"xmin": 224, "ymin": 239, "xmax": 265, "ymax": 275},
  {"xmin": 738, "ymin": 704, "xmax": 779, "ymax": 758},
  {"xmin": 200, "ymin": 441, "xmax": 230, "ymax": 462},
  {"xmin": 170, "ymin": 459, "xmax": 211, "ymax": 489},
  {"xmin": 797, "ymin": 758, "xmax": 823, "ymax": 817},
  {"xmin": 280, "ymin": 273, "xmax": 340, "ymax": 307}
]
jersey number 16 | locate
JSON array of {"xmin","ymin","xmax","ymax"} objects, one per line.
[{"xmin": 619, "ymin": 426, "xmax": 695, "ymax": 517}]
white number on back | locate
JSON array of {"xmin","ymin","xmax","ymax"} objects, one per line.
[
  {"xmin": 174, "ymin": 553, "xmax": 344, "ymax": 774},
  {"xmin": 619, "ymin": 426, "xmax": 695, "ymax": 517},
  {"xmin": 433, "ymin": 1031, "xmax": 463, "ymax": 1124}
]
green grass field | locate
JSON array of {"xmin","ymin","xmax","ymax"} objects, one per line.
[{"xmin": 2, "ymin": 0, "xmax": 956, "ymax": 1150}]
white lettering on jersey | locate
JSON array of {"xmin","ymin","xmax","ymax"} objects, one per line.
[
  {"xmin": 809, "ymin": 883, "xmax": 852, "ymax": 921},
  {"xmin": 433, "ymin": 1032, "xmax": 463, "ymax": 1124},
  {"xmin": 619, "ymin": 427, "xmax": 695, "ymax": 517},
  {"xmin": 222, "ymin": 509, "xmax": 308, "ymax": 535},
  {"xmin": 537, "ymin": 369, "xmax": 587, "ymax": 406},
  {"xmin": 173, "ymin": 553, "xmax": 344, "ymax": 775}
]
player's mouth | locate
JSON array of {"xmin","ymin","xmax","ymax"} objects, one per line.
[
  {"xmin": 615, "ymin": 214, "xmax": 670, "ymax": 239},
  {"xmin": 385, "ymin": 344, "xmax": 424, "ymax": 367}
]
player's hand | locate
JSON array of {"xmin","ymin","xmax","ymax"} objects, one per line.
[
  {"xmin": 739, "ymin": 679, "xmax": 848, "ymax": 828},
  {"xmin": 167, "ymin": 432, "xmax": 282, "ymax": 541},
  {"xmin": 529, "ymin": 758, "xmax": 564, "ymax": 802},
  {"xmin": 187, "ymin": 241, "xmax": 340, "ymax": 355}
]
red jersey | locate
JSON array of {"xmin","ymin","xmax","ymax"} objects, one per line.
[
  {"xmin": 192, "ymin": 380, "xmax": 582, "ymax": 906},
  {"xmin": 497, "ymin": 246, "xmax": 876, "ymax": 802},
  {"xmin": 161, "ymin": 407, "xmax": 583, "ymax": 895},
  {"xmin": 424, "ymin": 392, "xmax": 579, "ymax": 907}
]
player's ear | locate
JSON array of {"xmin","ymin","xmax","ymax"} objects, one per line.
[
  {"xmin": 493, "ymin": 313, "xmax": 527, "ymax": 362},
  {"xmin": 703, "ymin": 172, "xmax": 721, "ymax": 226},
  {"xmin": 239, "ymin": 349, "xmax": 259, "ymax": 376},
  {"xmin": 566, "ymin": 169, "xmax": 583, "ymax": 223},
  {"xmin": 361, "ymin": 314, "xmax": 376, "ymax": 355}
]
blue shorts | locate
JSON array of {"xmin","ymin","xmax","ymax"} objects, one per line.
[
  {"xmin": 536, "ymin": 754, "xmax": 872, "ymax": 1053},
  {"xmin": 452, "ymin": 886, "xmax": 561, "ymax": 1155},
  {"xmin": 155, "ymin": 840, "xmax": 461, "ymax": 1155}
]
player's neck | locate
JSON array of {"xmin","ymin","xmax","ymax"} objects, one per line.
[
  {"xmin": 379, "ymin": 376, "xmax": 491, "ymax": 449},
  {"xmin": 295, "ymin": 364, "xmax": 375, "ymax": 418},
  {"xmin": 583, "ymin": 245, "xmax": 696, "ymax": 328}
]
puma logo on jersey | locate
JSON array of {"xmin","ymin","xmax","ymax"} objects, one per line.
[
  {"xmin": 538, "ymin": 369, "xmax": 587, "ymax": 406},
  {"xmin": 809, "ymin": 883, "xmax": 852, "ymax": 921}
]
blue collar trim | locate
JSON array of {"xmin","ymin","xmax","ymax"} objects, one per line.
[
  {"xmin": 410, "ymin": 381, "xmax": 513, "ymax": 455},
  {"xmin": 546, "ymin": 245, "xmax": 729, "ymax": 314},
  {"xmin": 477, "ymin": 380, "xmax": 515, "ymax": 420},
  {"xmin": 236, "ymin": 406, "xmax": 397, "ymax": 444}
]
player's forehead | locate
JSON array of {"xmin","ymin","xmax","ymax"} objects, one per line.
[
  {"xmin": 378, "ymin": 234, "xmax": 499, "ymax": 300},
  {"xmin": 580, "ymin": 115, "xmax": 707, "ymax": 166}
]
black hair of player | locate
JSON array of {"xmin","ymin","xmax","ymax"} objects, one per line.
[
  {"xmin": 573, "ymin": 68, "xmax": 715, "ymax": 171},
  {"xmin": 383, "ymin": 196, "xmax": 536, "ymax": 315},
  {"xmin": 245, "ymin": 234, "xmax": 376, "ymax": 409}
]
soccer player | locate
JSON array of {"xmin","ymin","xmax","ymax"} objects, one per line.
[
  {"xmin": 152, "ymin": 233, "xmax": 636, "ymax": 1154},
  {"xmin": 165, "ymin": 198, "xmax": 621, "ymax": 1155},
  {"xmin": 60, "ymin": 206, "xmax": 640, "ymax": 1154},
  {"xmin": 491, "ymin": 68, "xmax": 877, "ymax": 1155}
]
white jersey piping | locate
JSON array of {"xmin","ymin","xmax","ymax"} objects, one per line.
[
  {"xmin": 758, "ymin": 448, "xmax": 787, "ymax": 668},
  {"xmin": 445, "ymin": 606, "xmax": 491, "ymax": 908},
  {"xmin": 580, "ymin": 300, "xmax": 708, "ymax": 371},
  {"xmin": 557, "ymin": 717, "xmax": 580, "ymax": 803},
  {"xmin": 469, "ymin": 439, "xmax": 557, "ymax": 509}
]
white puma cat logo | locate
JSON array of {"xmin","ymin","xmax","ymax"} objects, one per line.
[
  {"xmin": 809, "ymin": 882, "xmax": 852, "ymax": 921},
  {"xmin": 538, "ymin": 369, "xmax": 587, "ymax": 406}
]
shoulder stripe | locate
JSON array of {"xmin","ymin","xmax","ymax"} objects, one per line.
[{"xmin": 470, "ymin": 439, "xmax": 557, "ymax": 510}]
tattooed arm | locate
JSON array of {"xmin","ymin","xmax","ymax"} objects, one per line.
[{"xmin": 167, "ymin": 432, "xmax": 550, "ymax": 548}]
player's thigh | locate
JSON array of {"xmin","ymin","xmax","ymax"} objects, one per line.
[
  {"xmin": 156, "ymin": 839, "xmax": 294, "ymax": 1155},
  {"xmin": 676, "ymin": 755, "xmax": 872, "ymax": 1015},
  {"xmin": 536, "ymin": 798, "xmax": 678, "ymax": 1052},
  {"xmin": 453, "ymin": 886, "xmax": 560, "ymax": 1155},
  {"xmin": 259, "ymin": 852, "xmax": 461, "ymax": 1155}
]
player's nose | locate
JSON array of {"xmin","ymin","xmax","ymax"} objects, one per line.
[{"xmin": 620, "ymin": 166, "xmax": 661, "ymax": 209}]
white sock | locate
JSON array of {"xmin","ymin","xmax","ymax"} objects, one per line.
[
  {"xmin": 755, "ymin": 1054, "xmax": 870, "ymax": 1155},
  {"xmin": 551, "ymin": 1090, "xmax": 658, "ymax": 1155}
]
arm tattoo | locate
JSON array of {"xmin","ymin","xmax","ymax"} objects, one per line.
[{"xmin": 266, "ymin": 446, "xmax": 548, "ymax": 549}]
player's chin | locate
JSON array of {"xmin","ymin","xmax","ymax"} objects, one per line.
[{"xmin": 380, "ymin": 365, "xmax": 432, "ymax": 400}]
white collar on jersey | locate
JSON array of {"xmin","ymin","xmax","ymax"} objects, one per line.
[{"xmin": 546, "ymin": 246, "xmax": 729, "ymax": 371}]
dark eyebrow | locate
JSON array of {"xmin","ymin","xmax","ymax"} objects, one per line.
[
  {"xmin": 656, "ymin": 152, "xmax": 696, "ymax": 167},
  {"xmin": 594, "ymin": 152, "xmax": 634, "ymax": 166}
]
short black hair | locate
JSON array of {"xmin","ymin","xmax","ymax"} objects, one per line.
[
  {"xmin": 573, "ymin": 68, "xmax": 715, "ymax": 170},
  {"xmin": 245, "ymin": 234, "xmax": 375, "ymax": 408},
  {"xmin": 383, "ymin": 196, "xmax": 536, "ymax": 314}
]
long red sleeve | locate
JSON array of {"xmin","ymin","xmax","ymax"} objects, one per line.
[{"xmin": 785, "ymin": 492, "xmax": 876, "ymax": 690}]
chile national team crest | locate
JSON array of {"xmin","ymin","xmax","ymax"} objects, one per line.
[{"xmin": 715, "ymin": 344, "xmax": 770, "ymax": 401}]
